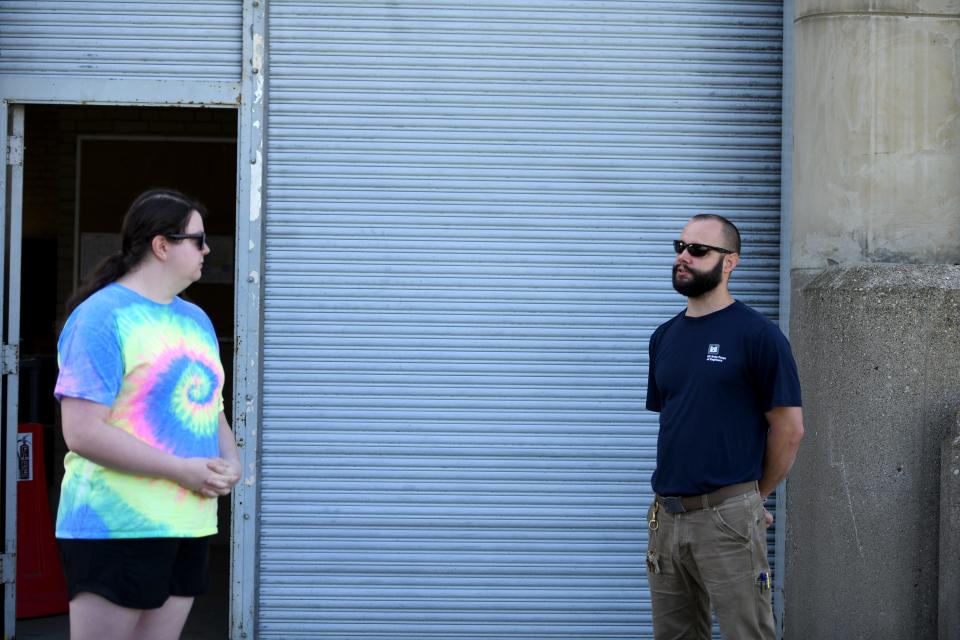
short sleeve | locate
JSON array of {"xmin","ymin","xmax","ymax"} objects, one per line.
[
  {"xmin": 54, "ymin": 309, "xmax": 123, "ymax": 406},
  {"xmin": 754, "ymin": 326, "xmax": 802, "ymax": 410}
]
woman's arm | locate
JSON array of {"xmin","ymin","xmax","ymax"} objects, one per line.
[{"xmin": 61, "ymin": 396, "xmax": 231, "ymax": 498}]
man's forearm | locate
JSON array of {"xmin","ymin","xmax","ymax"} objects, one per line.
[{"xmin": 758, "ymin": 406, "xmax": 804, "ymax": 498}]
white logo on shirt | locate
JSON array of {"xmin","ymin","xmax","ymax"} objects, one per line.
[{"xmin": 706, "ymin": 344, "xmax": 726, "ymax": 363}]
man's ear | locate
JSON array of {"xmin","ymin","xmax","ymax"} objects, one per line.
[
  {"xmin": 723, "ymin": 253, "xmax": 739, "ymax": 274},
  {"xmin": 150, "ymin": 235, "xmax": 169, "ymax": 261}
]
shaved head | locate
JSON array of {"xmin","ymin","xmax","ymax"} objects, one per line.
[{"xmin": 690, "ymin": 214, "xmax": 740, "ymax": 254}]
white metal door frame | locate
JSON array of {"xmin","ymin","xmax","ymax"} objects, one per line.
[
  {"xmin": 231, "ymin": 0, "xmax": 266, "ymax": 637},
  {"xmin": 1, "ymin": 101, "xmax": 25, "ymax": 640}
]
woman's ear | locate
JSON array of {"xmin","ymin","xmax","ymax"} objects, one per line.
[{"xmin": 150, "ymin": 235, "xmax": 169, "ymax": 261}]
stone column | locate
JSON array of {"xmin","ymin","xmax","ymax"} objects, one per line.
[
  {"xmin": 789, "ymin": 266, "xmax": 960, "ymax": 639},
  {"xmin": 941, "ymin": 414, "xmax": 960, "ymax": 640},
  {"xmin": 787, "ymin": 2, "xmax": 960, "ymax": 638},
  {"xmin": 792, "ymin": 0, "xmax": 960, "ymax": 270}
]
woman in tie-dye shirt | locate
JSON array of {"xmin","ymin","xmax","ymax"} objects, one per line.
[{"xmin": 54, "ymin": 189, "xmax": 240, "ymax": 640}]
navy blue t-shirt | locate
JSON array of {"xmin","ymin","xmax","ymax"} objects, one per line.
[{"xmin": 646, "ymin": 300, "xmax": 802, "ymax": 496}]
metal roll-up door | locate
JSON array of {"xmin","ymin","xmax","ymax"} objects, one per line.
[
  {"xmin": 0, "ymin": 1, "xmax": 241, "ymax": 80},
  {"xmin": 262, "ymin": 2, "xmax": 783, "ymax": 638}
]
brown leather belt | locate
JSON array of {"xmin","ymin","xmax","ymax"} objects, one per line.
[{"xmin": 656, "ymin": 481, "xmax": 758, "ymax": 514}]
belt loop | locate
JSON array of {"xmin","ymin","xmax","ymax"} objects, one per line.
[{"xmin": 700, "ymin": 494, "xmax": 710, "ymax": 510}]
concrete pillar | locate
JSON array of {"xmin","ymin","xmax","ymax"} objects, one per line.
[
  {"xmin": 792, "ymin": 0, "xmax": 960, "ymax": 269},
  {"xmin": 787, "ymin": 265, "xmax": 960, "ymax": 639},
  {"xmin": 788, "ymin": 3, "xmax": 960, "ymax": 636},
  {"xmin": 941, "ymin": 413, "xmax": 960, "ymax": 640}
]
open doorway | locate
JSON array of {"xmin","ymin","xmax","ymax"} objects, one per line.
[{"xmin": 17, "ymin": 104, "xmax": 238, "ymax": 639}]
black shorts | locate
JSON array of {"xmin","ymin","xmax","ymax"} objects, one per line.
[{"xmin": 58, "ymin": 536, "xmax": 211, "ymax": 610}]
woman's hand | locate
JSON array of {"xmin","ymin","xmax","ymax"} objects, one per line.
[
  {"xmin": 201, "ymin": 457, "xmax": 242, "ymax": 497},
  {"xmin": 205, "ymin": 411, "xmax": 244, "ymax": 498},
  {"xmin": 171, "ymin": 457, "xmax": 233, "ymax": 498}
]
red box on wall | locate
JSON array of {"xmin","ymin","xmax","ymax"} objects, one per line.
[{"xmin": 16, "ymin": 423, "xmax": 68, "ymax": 618}]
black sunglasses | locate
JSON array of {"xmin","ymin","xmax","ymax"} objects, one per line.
[
  {"xmin": 673, "ymin": 239, "xmax": 735, "ymax": 258},
  {"xmin": 166, "ymin": 232, "xmax": 206, "ymax": 251}
]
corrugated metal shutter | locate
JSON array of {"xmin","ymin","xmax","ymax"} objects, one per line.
[
  {"xmin": 262, "ymin": 2, "xmax": 783, "ymax": 638},
  {"xmin": 0, "ymin": 1, "xmax": 241, "ymax": 79}
]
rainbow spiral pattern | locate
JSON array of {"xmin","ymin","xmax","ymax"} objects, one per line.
[{"xmin": 55, "ymin": 284, "xmax": 224, "ymax": 538}]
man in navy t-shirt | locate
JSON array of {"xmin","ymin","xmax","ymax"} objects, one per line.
[{"xmin": 645, "ymin": 214, "xmax": 804, "ymax": 639}]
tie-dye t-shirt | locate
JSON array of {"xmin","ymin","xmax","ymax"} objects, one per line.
[{"xmin": 54, "ymin": 283, "xmax": 225, "ymax": 539}]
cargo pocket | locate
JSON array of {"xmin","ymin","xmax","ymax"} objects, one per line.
[{"xmin": 711, "ymin": 495, "xmax": 753, "ymax": 544}]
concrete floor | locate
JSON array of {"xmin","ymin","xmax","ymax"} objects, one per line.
[{"xmin": 15, "ymin": 545, "xmax": 230, "ymax": 639}]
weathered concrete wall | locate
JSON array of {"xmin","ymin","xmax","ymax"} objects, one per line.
[
  {"xmin": 789, "ymin": 3, "xmax": 960, "ymax": 631},
  {"xmin": 787, "ymin": 264, "xmax": 960, "ymax": 639},
  {"xmin": 940, "ymin": 414, "xmax": 960, "ymax": 640},
  {"xmin": 792, "ymin": 0, "xmax": 960, "ymax": 267}
]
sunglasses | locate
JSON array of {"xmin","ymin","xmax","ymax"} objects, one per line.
[
  {"xmin": 673, "ymin": 239, "xmax": 735, "ymax": 258},
  {"xmin": 166, "ymin": 232, "xmax": 207, "ymax": 251}
]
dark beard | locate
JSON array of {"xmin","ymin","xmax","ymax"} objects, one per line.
[{"xmin": 672, "ymin": 257, "xmax": 724, "ymax": 298}]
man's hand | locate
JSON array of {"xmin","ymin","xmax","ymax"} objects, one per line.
[{"xmin": 763, "ymin": 507, "xmax": 774, "ymax": 529}]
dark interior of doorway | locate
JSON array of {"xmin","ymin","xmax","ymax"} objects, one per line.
[{"xmin": 17, "ymin": 104, "xmax": 237, "ymax": 639}]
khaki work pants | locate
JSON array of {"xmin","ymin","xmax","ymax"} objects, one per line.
[{"xmin": 645, "ymin": 490, "xmax": 776, "ymax": 640}]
